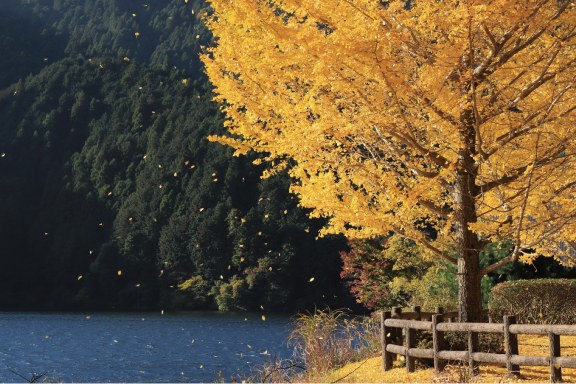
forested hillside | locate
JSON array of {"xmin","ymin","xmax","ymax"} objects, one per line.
[{"xmin": 0, "ymin": 0, "xmax": 355, "ymax": 310}]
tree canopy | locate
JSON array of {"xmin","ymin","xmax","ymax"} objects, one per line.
[{"xmin": 204, "ymin": 0, "xmax": 576, "ymax": 321}]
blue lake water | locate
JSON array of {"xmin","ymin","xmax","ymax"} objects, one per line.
[{"xmin": 0, "ymin": 311, "xmax": 294, "ymax": 382}]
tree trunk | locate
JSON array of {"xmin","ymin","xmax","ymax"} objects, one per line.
[{"xmin": 454, "ymin": 110, "xmax": 484, "ymax": 323}]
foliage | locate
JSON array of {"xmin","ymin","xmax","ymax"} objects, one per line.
[
  {"xmin": 0, "ymin": 0, "xmax": 211, "ymax": 80},
  {"xmin": 0, "ymin": 52, "xmax": 353, "ymax": 311},
  {"xmin": 489, "ymin": 279, "xmax": 576, "ymax": 324},
  {"xmin": 204, "ymin": 0, "xmax": 576, "ymax": 320}
]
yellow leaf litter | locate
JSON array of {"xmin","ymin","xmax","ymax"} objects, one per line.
[{"xmin": 327, "ymin": 335, "xmax": 576, "ymax": 383}]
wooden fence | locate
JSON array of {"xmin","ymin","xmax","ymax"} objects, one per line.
[{"xmin": 380, "ymin": 306, "xmax": 576, "ymax": 383}]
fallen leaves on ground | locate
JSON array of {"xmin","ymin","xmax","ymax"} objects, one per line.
[{"xmin": 327, "ymin": 335, "xmax": 576, "ymax": 383}]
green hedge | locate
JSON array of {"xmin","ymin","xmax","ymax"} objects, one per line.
[{"xmin": 489, "ymin": 279, "xmax": 576, "ymax": 324}]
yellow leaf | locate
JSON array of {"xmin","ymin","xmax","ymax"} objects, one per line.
[
  {"xmin": 118, "ymin": 270, "xmax": 122, "ymax": 276},
  {"xmin": 86, "ymin": 316, "xmax": 90, "ymax": 319},
  {"xmin": 309, "ymin": 277, "xmax": 314, "ymax": 282},
  {"xmin": 240, "ymin": 257, "xmax": 245, "ymax": 262},
  {"xmin": 262, "ymin": 315, "xmax": 265, "ymax": 321},
  {"xmin": 78, "ymin": 276, "xmax": 82, "ymax": 280}
]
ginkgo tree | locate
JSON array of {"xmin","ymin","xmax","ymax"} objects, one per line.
[{"xmin": 202, "ymin": 0, "xmax": 576, "ymax": 322}]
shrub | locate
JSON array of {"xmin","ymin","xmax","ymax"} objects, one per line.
[{"xmin": 489, "ymin": 279, "xmax": 576, "ymax": 324}]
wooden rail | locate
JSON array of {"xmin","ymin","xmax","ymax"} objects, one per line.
[{"xmin": 380, "ymin": 306, "xmax": 576, "ymax": 383}]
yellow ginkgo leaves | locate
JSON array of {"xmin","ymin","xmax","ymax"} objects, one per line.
[
  {"xmin": 247, "ymin": 345, "xmax": 252, "ymax": 348},
  {"xmin": 199, "ymin": 208, "xmax": 204, "ymax": 212},
  {"xmin": 182, "ymin": 79, "xmax": 187, "ymax": 84},
  {"xmin": 174, "ymin": 172, "xmax": 178, "ymax": 177},
  {"xmin": 124, "ymin": 57, "xmax": 130, "ymax": 61},
  {"xmin": 268, "ymin": 267, "xmax": 272, "ymax": 271},
  {"xmin": 240, "ymin": 257, "xmax": 245, "ymax": 262},
  {"xmin": 118, "ymin": 270, "xmax": 122, "ymax": 276},
  {"xmin": 241, "ymin": 218, "xmax": 246, "ymax": 225},
  {"xmin": 309, "ymin": 277, "xmax": 315, "ymax": 282},
  {"xmin": 86, "ymin": 316, "xmax": 90, "ymax": 319},
  {"xmin": 135, "ymin": 32, "xmax": 140, "ymax": 37},
  {"xmin": 78, "ymin": 276, "xmax": 83, "ymax": 280},
  {"xmin": 239, "ymin": 244, "xmax": 243, "ymax": 248},
  {"xmin": 158, "ymin": 164, "xmax": 162, "ymax": 168},
  {"xmin": 262, "ymin": 315, "xmax": 265, "ymax": 321},
  {"xmin": 132, "ymin": 13, "xmax": 136, "ymax": 16},
  {"xmin": 258, "ymin": 232, "xmax": 262, "ymax": 235}
]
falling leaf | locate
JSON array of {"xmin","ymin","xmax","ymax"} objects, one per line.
[
  {"xmin": 196, "ymin": 244, "xmax": 199, "ymax": 247},
  {"xmin": 161, "ymin": 310, "xmax": 164, "ymax": 315},
  {"xmin": 192, "ymin": 340, "xmax": 194, "ymax": 343},
  {"xmin": 284, "ymin": 210, "xmax": 287, "ymax": 214},
  {"xmin": 86, "ymin": 316, "xmax": 90, "ymax": 319},
  {"xmin": 241, "ymin": 218, "xmax": 246, "ymax": 225},
  {"xmin": 142, "ymin": 318, "xmax": 145, "ymax": 321},
  {"xmin": 258, "ymin": 198, "xmax": 263, "ymax": 203},
  {"xmin": 228, "ymin": 265, "xmax": 231, "ymax": 270},
  {"xmin": 1, "ymin": 153, "xmax": 5, "ymax": 157},
  {"xmin": 45, "ymin": 335, "xmax": 49, "ymax": 338},
  {"xmin": 199, "ymin": 208, "xmax": 204, "ymax": 212},
  {"xmin": 133, "ymin": 13, "xmax": 136, "ymax": 16},
  {"xmin": 159, "ymin": 185, "xmax": 163, "ymax": 188},
  {"xmin": 192, "ymin": 10, "xmax": 194, "ymax": 14},
  {"xmin": 268, "ymin": 267, "xmax": 272, "ymax": 271},
  {"xmin": 262, "ymin": 315, "xmax": 265, "ymax": 321},
  {"xmin": 152, "ymin": 111, "xmax": 155, "ymax": 114},
  {"xmin": 265, "ymin": 214, "xmax": 269, "ymax": 218},
  {"xmin": 199, "ymin": 365, "xmax": 203, "ymax": 368},
  {"xmin": 78, "ymin": 276, "xmax": 82, "ymax": 280},
  {"xmin": 540, "ymin": 313, "xmax": 543, "ymax": 317},
  {"xmin": 99, "ymin": 223, "xmax": 103, "ymax": 226},
  {"xmin": 124, "ymin": 57, "xmax": 130, "ymax": 61},
  {"xmin": 305, "ymin": 228, "xmax": 309, "ymax": 232},
  {"xmin": 140, "ymin": 371, "xmax": 144, "ymax": 373},
  {"xmin": 158, "ymin": 164, "xmax": 162, "ymax": 168},
  {"xmin": 108, "ymin": 192, "xmax": 112, "ymax": 195},
  {"xmin": 191, "ymin": 165, "xmax": 195, "ymax": 168},
  {"xmin": 240, "ymin": 257, "xmax": 244, "ymax": 262},
  {"xmin": 258, "ymin": 232, "xmax": 262, "ymax": 235},
  {"xmin": 309, "ymin": 277, "xmax": 314, "ymax": 282},
  {"xmin": 260, "ymin": 305, "xmax": 264, "ymax": 309},
  {"xmin": 220, "ymin": 275, "xmax": 223, "ymax": 279},
  {"xmin": 555, "ymin": 363, "xmax": 561, "ymax": 369},
  {"xmin": 239, "ymin": 244, "xmax": 243, "ymax": 248},
  {"xmin": 135, "ymin": 32, "xmax": 140, "ymax": 37},
  {"xmin": 247, "ymin": 345, "xmax": 252, "ymax": 348},
  {"xmin": 182, "ymin": 79, "xmax": 187, "ymax": 84},
  {"xmin": 213, "ymin": 178, "xmax": 218, "ymax": 181},
  {"xmin": 185, "ymin": 161, "xmax": 189, "ymax": 165},
  {"xmin": 262, "ymin": 350, "xmax": 268, "ymax": 354},
  {"xmin": 118, "ymin": 270, "xmax": 122, "ymax": 276},
  {"xmin": 135, "ymin": 284, "xmax": 140, "ymax": 287},
  {"xmin": 182, "ymin": 372, "xmax": 184, "ymax": 375},
  {"xmin": 159, "ymin": 270, "xmax": 163, "ymax": 276},
  {"xmin": 244, "ymin": 318, "xmax": 247, "ymax": 321},
  {"xmin": 139, "ymin": 87, "xmax": 142, "ymax": 89},
  {"xmin": 45, "ymin": 233, "xmax": 48, "ymax": 235},
  {"xmin": 174, "ymin": 172, "xmax": 177, "ymax": 177},
  {"xmin": 196, "ymin": 35, "xmax": 200, "ymax": 38}
]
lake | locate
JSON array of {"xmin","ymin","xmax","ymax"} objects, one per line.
[{"xmin": 0, "ymin": 310, "xmax": 294, "ymax": 382}]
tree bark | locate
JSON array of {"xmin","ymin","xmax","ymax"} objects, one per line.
[{"xmin": 455, "ymin": 110, "xmax": 483, "ymax": 323}]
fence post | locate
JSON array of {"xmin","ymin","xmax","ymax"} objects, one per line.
[
  {"xmin": 435, "ymin": 306, "xmax": 444, "ymax": 315},
  {"xmin": 391, "ymin": 307, "xmax": 402, "ymax": 360},
  {"xmin": 504, "ymin": 315, "xmax": 520, "ymax": 378},
  {"xmin": 411, "ymin": 305, "xmax": 421, "ymax": 320},
  {"xmin": 432, "ymin": 314, "xmax": 445, "ymax": 373},
  {"xmin": 549, "ymin": 332, "xmax": 562, "ymax": 383},
  {"xmin": 468, "ymin": 330, "xmax": 479, "ymax": 375},
  {"xmin": 381, "ymin": 311, "xmax": 393, "ymax": 372},
  {"xmin": 406, "ymin": 325, "xmax": 415, "ymax": 373}
]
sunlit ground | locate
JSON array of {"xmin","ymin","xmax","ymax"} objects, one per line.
[{"xmin": 320, "ymin": 335, "xmax": 576, "ymax": 383}]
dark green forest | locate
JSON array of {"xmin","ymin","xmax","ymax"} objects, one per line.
[{"xmin": 0, "ymin": 0, "xmax": 355, "ymax": 311}]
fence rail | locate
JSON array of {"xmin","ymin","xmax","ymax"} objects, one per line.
[{"xmin": 380, "ymin": 306, "xmax": 576, "ymax": 383}]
